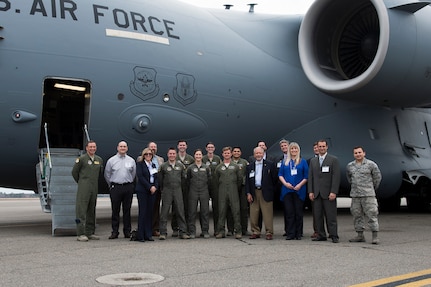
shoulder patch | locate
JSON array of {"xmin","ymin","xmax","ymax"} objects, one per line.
[{"xmin": 75, "ymin": 158, "xmax": 80, "ymax": 163}]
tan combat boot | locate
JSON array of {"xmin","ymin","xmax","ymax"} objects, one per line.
[
  {"xmin": 349, "ymin": 231, "xmax": 365, "ymax": 242},
  {"xmin": 372, "ymin": 231, "xmax": 379, "ymax": 244}
]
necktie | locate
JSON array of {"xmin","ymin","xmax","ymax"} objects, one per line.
[{"xmin": 319, "ymin": 157, "xmax": 324, "ymax": 167}]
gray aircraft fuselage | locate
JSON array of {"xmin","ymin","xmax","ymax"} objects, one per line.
[{"xmin": 1, "ymin": 0, "xmax": 431, "ymax": 210}]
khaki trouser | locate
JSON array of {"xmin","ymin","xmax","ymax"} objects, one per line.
[{"xmin": 249, "ymin": 189, "xmax": 273, "ymax": 235}]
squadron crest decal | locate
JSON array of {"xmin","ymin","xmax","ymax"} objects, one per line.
[
  {"xmin": 130, "ymin": 67, "xmax": 160, "ymax": 101},
  {"xmin": 173, "ymin": 73, "xmax": 197, "ymax": 105}
]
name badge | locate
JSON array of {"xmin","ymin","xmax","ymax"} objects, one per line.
[
  {"xmin": 322, "ymin": 166, "xmax": 330, "ymax": 173},
  {"xmin": 150, "ymin": 168, "xmax": 158, "ymax": 175},
  {"xmin": 249, "ymin": 171, "xmax": 255, "ymax": 178},
  {"xmin": 277, "ymin": 162, "xmax": 281, "ymax": 168},
  {"xmin": 291, "ymin": 169, "xmax": 297, "ymax": 176}
]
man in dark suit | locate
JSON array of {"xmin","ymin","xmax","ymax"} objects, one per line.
[
  {"xmin": 307, "ymin": 142, "xmax": 320, "ymax": 239},
  {"xmin": 307, "ymin": 139, "xmax": 341, "ymax": 243},
  {"xmin": 245, "ymin": 147, "xmax": 278, "ymax": 240}
]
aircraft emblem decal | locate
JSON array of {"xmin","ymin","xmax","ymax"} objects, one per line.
[
  {"xmin": 173, "ymin": 73, "xmax": 197, "ymax": 105},
  {"xmin": 130, "ymin": 67, "xmax": 160, "ymax": 101}
]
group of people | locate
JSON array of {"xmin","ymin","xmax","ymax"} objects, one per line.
[{"xmin": 71, "ymin": 138, "xmax": 382, "ymax": 245}]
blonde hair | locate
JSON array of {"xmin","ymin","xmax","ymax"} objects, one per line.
[
  {"xmin": 286, "ymin": 142, "xmax": 301, "ymax": 166},
  {"xmin": 137, "ymin": 147, "xmax": 153, "ymax": 162}
]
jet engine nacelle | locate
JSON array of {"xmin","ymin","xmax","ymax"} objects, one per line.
[{"xmin": 299, "ymin": 0, "xmax": 431, "ymax": 107}]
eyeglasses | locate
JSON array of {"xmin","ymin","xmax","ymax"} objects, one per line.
[{"xmin": 144, "ymin": 153, "xmax": 152, "ymax": 156}]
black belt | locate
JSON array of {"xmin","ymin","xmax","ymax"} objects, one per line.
[
  {"xmin": 256, "ymin": 186, "xmax": 262, "ymax": 190},
  {"xmin": 112, "ymin": 182, "xmax": 132, "ymax": 186}
]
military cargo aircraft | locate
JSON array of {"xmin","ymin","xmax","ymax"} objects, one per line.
[{"xmin": 1, "ymin": 0, "xmax": 431, "ymax": 232}]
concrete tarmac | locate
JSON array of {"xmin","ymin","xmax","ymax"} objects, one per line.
[{"xmin": 1, "ymin": 198, "xmax": 430, "ymax": 287}]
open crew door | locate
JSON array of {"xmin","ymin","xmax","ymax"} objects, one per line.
[
  {"xmin": 39, "ymin": 78, "xmax": 91, "ymax": 149},
  {"xmin": 37, "ymin": 77, "xmax": 91, "ymax": 235}
]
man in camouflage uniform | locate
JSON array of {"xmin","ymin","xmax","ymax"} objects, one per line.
[
  {"xmin": 346, "ymin": 146, "xmax": 382, "ymax": 244},
  {"xmin": 72, "ymin": 140, "xmax": 104, "ymax": 242}
]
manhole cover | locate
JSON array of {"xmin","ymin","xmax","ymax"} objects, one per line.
[{"xmin": 96, "ymin": 273, "xmax": 164, "ymax": 285}]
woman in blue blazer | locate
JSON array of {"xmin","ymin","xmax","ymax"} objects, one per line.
[{"xmin": 135, "ymin": 147, "xmax": 159, "ymax": 242}]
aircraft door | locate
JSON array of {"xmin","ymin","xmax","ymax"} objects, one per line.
[{"xmin": 39, "ymin": 78, "xmax": 91, "ymax": 150}]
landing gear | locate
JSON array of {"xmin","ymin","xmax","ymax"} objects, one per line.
[
  {"xmin": 406, "ymin": 197, "xmax": 430, "ymax": 212},
  {"xmin": 406, "ymin": 178, "xmax": 431, "ymax": 212},
  {"xmin": 378, "ymin": 195, "xmax": 400, "ymax": 212}
]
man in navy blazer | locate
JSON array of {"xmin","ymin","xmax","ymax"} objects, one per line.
[
  {"xmin": 245, "ymin": 147, "xmax": 278, "ymax": 240},
  {"xmin": 308, "ymin": 140, "xmax": 341, "ymax": 243}
]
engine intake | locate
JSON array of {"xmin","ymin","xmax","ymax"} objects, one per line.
[{"xmin": 299, "ymin": 0, "xmax": 431, "ymax": 107}]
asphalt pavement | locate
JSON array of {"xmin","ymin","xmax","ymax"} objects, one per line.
[{"xmin": 0, "ymin": 198, "xmax": 430, "ymax": 287}]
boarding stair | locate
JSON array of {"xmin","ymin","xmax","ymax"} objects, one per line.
[
  {"xmin": 36, "ymin": 123, "xmax": 91, "ymax": 235},
  {"xmin": 36, "ymin": 148, "xmax": 82, "ymax": 235}
]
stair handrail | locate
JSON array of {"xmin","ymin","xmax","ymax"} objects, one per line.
[
  {"xmin": 84, "ymin": 123, "xmax": 91, "ymax": 142},
  {"xmin": 43, "ymin": 122, "xmax": 53, "ymax": 170},
  {"xmin": 37, "ymin": 122, "xmax": 53, "ymax": 211}
]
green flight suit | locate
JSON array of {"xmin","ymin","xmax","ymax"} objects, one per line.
[
  {"xmin": 215, "ymin": 162, "xmax": 242, "ymax": 235},
  {"xmin": 159, "ymin": 161, "xmax": 188, "ymax": 236},
  {"xmin": 72, "ymin": 153, "xmax": 103, "ymax": 237},
  {"xmin": 202, "ymin": 154, "xmax": 221, "ymax": 233},
  {"xmin": 172, "ymin": 153, "xmax": 194, "ymax": 232},
  {"xmin": 228, "ymin": 158, "xmax": 249, "ymax": 234}
]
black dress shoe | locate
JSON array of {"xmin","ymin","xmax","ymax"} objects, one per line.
[
  {"xmin": 109, "ymin": 233, "xmax": 119, "ymax": 239},
  {"xmin": 332, "ymin": 237, "xmax": 339, "ymax": 243},
  {"xmin": 145, "ymin": 237, "xmax": 154, "ymax": 241},
  {"xmin": 286, "ymin": 237, "xmax": 294, "ymax": 240},
  {"xmin": 312, "ymin": 237, "xmax": 327, "ymax": 241}
]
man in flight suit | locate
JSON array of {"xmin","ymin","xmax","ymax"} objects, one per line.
[
  {"xmin": 171, "ymin": 140, "xmax": 194, "ymax": 236},
  {"xmin": 72, "ymin": 140, "xmax": 104, "ymax": 242},
  {"xmin": 202, "ymin": 142, "xmax": 221, "ymax": 235},
  {"xmin": 159, "ymin": 147, "xmax": 190, "ymax": 240},
  {"xmin": 228, "ymin": 146, "xmax": 249, "ymax": 236},
  {"xmin": 215, "ymin": 146, "xmax": 243, "ymax": 239}
]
